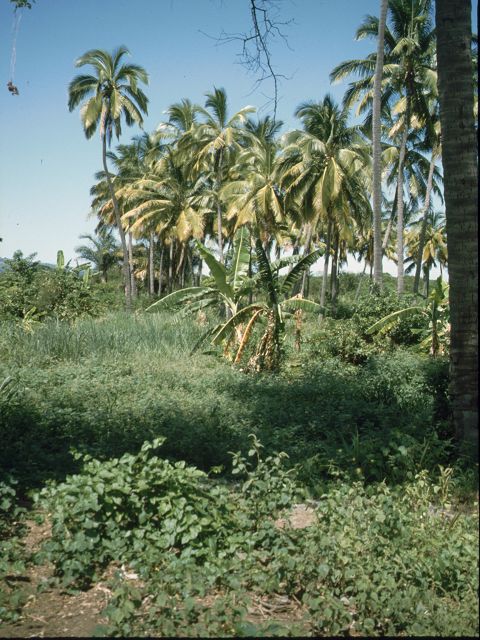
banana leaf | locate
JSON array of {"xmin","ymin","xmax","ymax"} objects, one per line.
[
  {"xmin": 145, "ymin": 287, "xmax": 216, "ymax": 312},
  {"xmin": 212, "ymin": 303, "xmax": 265, "ymax": 345},
  {"xmin": 228, "ymin": 227, "xmax": 251, "ymax": 291},
  {"xmin": 280, "ymin": 248, "xmax": 323, "ymax": 295},
  {"xmin": 365, "ymin": 306, "xmax": 424, "ymax": 335},
  {"xmin": 195, "ymin": 241, "xmax": 233, "ymax": 300}
]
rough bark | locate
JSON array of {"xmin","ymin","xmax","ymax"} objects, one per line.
[
  {"xmin": 149, "ymin": 231, "xmax": 155, "ymax": 296},
  {"xmin": 395, "ymin": 102, "xmax": 409, "ymax": 295},
  {"xmin": 436, "ymin": 0, "xmax": 478, "ymax": 459},
  {"xmin": 319, "ymin": 218, "xmax": 333, "ymax": 314},
  {"xmin": 128, "ymin": 232, "xmax": 137, "ymax": 299},
  {"xmin": 372, "ymin": 0, "xmax": 388, "ymax": 289}
]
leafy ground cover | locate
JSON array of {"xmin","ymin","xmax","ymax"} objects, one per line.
[
  {"xmin": 0, "ymin": 303, "xmax": 478, "ymax": 636},
  {"xmin": 0, "ymin": 439, "xmax": 478, "ymax": 637}
]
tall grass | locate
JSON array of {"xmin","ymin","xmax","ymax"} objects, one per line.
[{"xmin": 0, "ymin": 311, "xmax": 209, "ymax": 366}]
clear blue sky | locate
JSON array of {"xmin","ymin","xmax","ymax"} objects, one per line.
[{"xmin": 0, "ymin": 0, "xmax": 477, "ymax": 273}]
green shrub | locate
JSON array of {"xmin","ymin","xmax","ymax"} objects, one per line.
[
  {"xmin": 36, "ymin": 443, "xmax": 475, "ymax": 638},
  {"xmin": 0, "ymin": 478, "xmax": 28, "ymax": 624}
]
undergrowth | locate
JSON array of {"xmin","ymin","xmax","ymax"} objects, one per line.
[{"xmin": 31, "ymin": 438, "xmax": 479, "ymax": 637}]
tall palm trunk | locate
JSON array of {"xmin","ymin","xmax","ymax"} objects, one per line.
[
  {"xmin": 436, "ymin": 0, "xmax": 478, "ymax": 458},
  {"xmin": 330, "ymin": 230, "xmax": 340, "ymax": 307},
  {"xmin": 102, "ymin": 134, "xmax": 131, "ymax": 309},
  {"xmin": 320, "ymin": 218, "xmax": 333, "ymax": 314},
  {"xmin": 168, "ymin": 241, "xmax": 174, "ymax": 293},
  {"xmin": 158, "ymin": 244, "xmax": 164, "ymax": 296},
  {"xmin": 149, "ymin": 231, "xmax": 155, "ymax": 296},
  {"xmin": 382, "ymin": 190, "xmax": 398, "ymax": 250},
  {"xmin": 216, "ymin": 150, "xmax": 224, "ymax": 263},
  {"xmin": 128, "ymin": 232, "xmax": 137, "ymax": 299},
  {"xmin": 413, "ymin": 153, "xmax": 436, "ymax": 294},
  {"xmin": 372, "ymin": 0, "xmax": 388, "ymax": 289},
  {"xmin": 300, "ymin": 223, "xmax": 313, "ymax": 297},
  {"xmin": 395, "ymin": 96, "xmax": 410, "ymax": 295}
]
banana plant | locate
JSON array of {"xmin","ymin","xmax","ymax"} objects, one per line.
[
  {"xmin": 146, "ymin": 227, "xmax": 252, "ymax": 318},
  {"xmin": 211, "ymin": 239, "xmax": 322, "ymax": 371},
  {"xmin": 366, "ymin": 277, "xmax": 449, "ymax": 357}
]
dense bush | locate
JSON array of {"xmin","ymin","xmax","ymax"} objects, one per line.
[{"xmin": 0, "ymin": 251, "xmax": 102, "ymax": 322}]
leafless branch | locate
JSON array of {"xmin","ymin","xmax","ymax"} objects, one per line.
[{"xmin": 202, "ymin": 0, "xmax": 294, "ymax": 121}]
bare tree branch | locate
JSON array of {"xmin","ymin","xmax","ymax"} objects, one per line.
[{"xmin": 202, "ymin": 0, "xmax": 294, "ymax": 121}]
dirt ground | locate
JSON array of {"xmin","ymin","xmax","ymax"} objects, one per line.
[{"xmin": 0, "ymin": 504, "xmax": 317, "ymax": 638}]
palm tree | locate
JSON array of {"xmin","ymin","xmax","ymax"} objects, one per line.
[
  {"xmin": 222, "ymin": 116, "xmax": 285, "ymax": 243},
  {"xmin": 331, "ymin": 0, "xmax": 436, "ymax": 294},
  {"xmin": 405, "ymin": 210, "xmax": 447, "ymax": 296},
  {"xmin": 278, "ymin": 95, "xmax": 370, "ymax": 312},
  {"xmin": 372, "ymin": 0, "xmax": 389, "ymax": 289},
  {"xmin": 122, "ymin": 150, "xmax": 211, "ymax": 292},
  {"xmin": 436, "ymin": 0, "xmax": 478, "ymax": 457},
  {"xmin": 75, "ymin": 228, "xmax": 119, "ymax": 283},
  {"xmin": 193, "ymin": 87, "xmax": 255, "ymax": 263},
  {"xmin": 68, "ymin": 46, "xmax": 149, "ymax": 308}
]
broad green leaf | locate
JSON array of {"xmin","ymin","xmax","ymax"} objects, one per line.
[
  {"xmin": 212, "ymin": 304, "xmax": 265, "ymax": 345},
  {"xmin": 281, "ymin": 248, "xmax": 323, "ymax": 295},
  {"xmin": 195, "ymin": 241, "xmax": 234, "ymax": 300},
  {"xmin": 145, "ymin": 287, "xmax": 216, "ymax": 312},
  {"xmin": 365, "ymin": 306, "xmax": 424, "ymax": 335}
]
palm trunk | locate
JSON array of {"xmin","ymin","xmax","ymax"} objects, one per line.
[
  {"xmin": 382, "ymin": 190, "xmax": 397, "ymax": 250},
  {"xmin": 395, "ymin": 102, "xmax": 410, "ymax": 295},
  {"xmin": 168, "ymin": 241, "xmax": 174, "ymax": 293},
  {"xmin": 158, "ymin": 244, "xmax": 164, "ymax": 296},
  {"xmin": 355, "ymin": 261, "xmax": 368, "ymax": 301},
  {"xmin": 330, "ymin": 230, "xmax": 339, "ymax": 308},
  {"xmin": 320, "ymin": 218, "xmax": 332, "ymax": 314},
  {"xmin": 102, "ymin": 134, "xmax": 131, "ymax": 309},
  {"xmin": 128, "ymin": 232, "xmax": 137, "ymax": 299},
  {"xmin": 300, "ymin": 223, "xmax": 313, "ymax": 297},
  {"xmin": 198, "ymin": 258, "xmax": 203, "ymax": 287},
  {"xmin": 149, "ymin": 231, "xmax": 155, "ymax": 296},
  {"xmin": 216, "ymin": 150, "xmax": 224, "ymax": 263},
  {"xmin": 413, "ymin": 153, "xmax": 436, "ymax": 294},
  {"xmin": 436, "ymin": 0, "xmax": 478, "ymax": 458},
  {"xmin": 372, "ymin": 0, "xmax": 388, "ymax": 289}
]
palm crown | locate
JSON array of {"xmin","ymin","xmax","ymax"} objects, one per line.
[{"xmin": 68, "ymin": 46, "xmax": 149, "ymax": 144}]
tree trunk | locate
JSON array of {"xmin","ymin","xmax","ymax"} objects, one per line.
[
  {"xmin": 168, "ymin": 241, "xmax": 174, "ymax": 293},
  {"xmin": 102, "ymin": 134, "xmax": 131, "ymax": 309},
  {"xmin": 319, "ymin": 218, "xmax": 332, "ymax": 314},
  {"xmin": 128, "ymin": 232, "xmax": 137, "ymax": 299},
  {"xmin": 413, "ymin": 153, "xmax": 436, "ymax": 294},
  {"xmin": 300, "ymin": 223, "xmax": 313, "ymax": 297},
  {"xmin": 149, "ymin": 231, "xmax": 155, "ymax": 296},
  {"xmin": 216, "ymin": 150, "xmax": 224, "ymax": 263},
  {"xmin": 330, "ymin": 230, "xmax": 339, "ymax": 309},
  {"xmin": 372, "ymin": 0, "xmax": 388, "ymax": 289},
  {"xmin": 198, "ymin": 258, "xmax": 203, "ymax": 287},
  {"xmin": 354, "ymin": 261, "xmax": 368, "ymax": 301},
  {"xmin": 395, "ymin": 100, "xmax": 410, "ymax": 295},
  {"xmin": 436, "ymin": 0, "xmax": 478, "ymax": 459},
  {"xmin": 158, "ymin": 244, "xmax": 164, "ymax": 296},
  {"xmin": 382, "ymin": 190, "xmax": 397, "ymax": 250}
]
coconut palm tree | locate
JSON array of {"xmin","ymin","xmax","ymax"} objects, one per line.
[
  {"xmin": 331, "ymin": 0, "xmax": 436, "ymax": 294},
  {"xmin": 193, "ymin": 87, "xmax": 255, "ymax": 263},
  {"xmin": 372, "ymin": 0, "xmax": 389, "ymax": 289},
  {"xmin": 75, "ymin": 228, "xmax": 119, "ymax": 283},
  {"xmin": 222, "ymin": 116, "xmax": 285, "ymax": 243},
  {"xmin": 68, "ymin": 46, "xmax": 148, "ymax": 308},
  {"xmin": 278, "ymin": 94, "xmax": 371, "ymax": 312},
  {"xmin": 405, "ymin": 210, "xmax": 447, "ymax": 295},
  {"xmin": 436, "ymin": 0, "xmax": 478, "ymax": 457}
]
